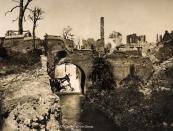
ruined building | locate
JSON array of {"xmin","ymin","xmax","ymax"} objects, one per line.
[
  {"xmin": 126, "ymin": 34, "xmax": 146, "ymax": 44},
  {"xmin": 156, "ymin": 30, "xmax": 173, "ymax": 61},
  {"xmin": 108, "ymin": 31, "xmax": 122, "ymax": 48},
  {"xmin": 115, "ymin": 33, "xmax": 145, "ymax": 56},
  {"xmin": 161, "ymin": 30, "xmax": 173, "ymax": 44},
  {"xmin": 156, "ymin": 34, "xmax": 162, "ymax": 43},
  {"xmin": 81, "ymin": 38, "xmax": 95, "ymax": 50},
  {"xmin": 109, "ymin": 31, "xmax": 122, "ymax": 44}
]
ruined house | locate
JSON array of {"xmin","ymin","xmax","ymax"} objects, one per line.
[
  {"xmin": 109, "ymin": 31, "xmax": 122, "ymax": 44},
  {"xmin": 126, "ymin": 34, "xmax": 146, "ymax": 44},
  {"xmin": 3, "ymin": 30, "xmax": 42, "ymax": 54},
  {"xmin": 161, "ymin": 30, "xmax": 173, "ymax": 44},
  {"xmin": 155, "ymin": 30, "xmax": 173, "ymax": 61},
  {"xmin": 156, "ymin": 34, "xmax": 163, "ymax": 43},
  {"xmin": 81, "ymin": 38, "xmax": 95, "ymax": 50},
  {"xmin": 106, "ymin": 31, "xmax": 122, "ymax": 51}
]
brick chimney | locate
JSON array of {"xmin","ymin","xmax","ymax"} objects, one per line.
[{"xmin": 100, "ymin": 17, "xmax": 105, "ymax": 44}]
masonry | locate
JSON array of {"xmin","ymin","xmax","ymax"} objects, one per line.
[{"xmin": 44, "ymin": 35, "xmax": 154, "ymax": 94}]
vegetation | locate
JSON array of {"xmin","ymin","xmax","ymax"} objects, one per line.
[
  {"xmin": 29, "ymin": 7, "xmax": 44, "ymax": 50},
  {"xmin": 62, "ymin": 26, "xmax": 75, "ymax": 51},
  {"xmin": 63, "ymin": 26, "xmax": 74, "ymax": 40},
  {"xmin": 0, "ymin": 51, "xmax": 41, "ymax": 76},
  {"xmin": 90, "ymin": 57, "xmax": 116, "ymax": 90},
  {"xmin": 82, "ymin": 38, "xmax": 95, "ymax": 49},
  {"xmin": 87, "ymin": 57, "xmax": 173, "ymax": 131}
]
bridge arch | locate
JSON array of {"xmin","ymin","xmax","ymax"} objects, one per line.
[
  {"xmin": 54, "ymin": 62, "xmax": 86, "ymax": 94},
  {"xmin": 68, "ymin": 63, "xmax": 86, "ymax": 94}
]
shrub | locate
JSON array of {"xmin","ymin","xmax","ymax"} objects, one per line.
[
  {"xmin": 89, "ymin": 57, "xmax": 116, "ymax": 90},
  {"xmin": 151, "ymin": 89, "xmax": 173, "ymax": 127}
]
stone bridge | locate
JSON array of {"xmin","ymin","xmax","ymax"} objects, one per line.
[{"xmin": 44, "ymin": 35, "xmax": 154, "ymax": 94}]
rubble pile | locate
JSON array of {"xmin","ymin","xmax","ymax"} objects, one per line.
[{"xmin": 147, "ymin": 57, "xmax": 173, "ymax": 90}]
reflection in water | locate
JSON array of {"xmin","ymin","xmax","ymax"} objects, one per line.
[
  {"xmin": 56, "ymin": 64, "xmax": 117, "ymax": 130},
  {"xmin": 59, "ymin": 94, "xmax": 117, "ymax": 131}
]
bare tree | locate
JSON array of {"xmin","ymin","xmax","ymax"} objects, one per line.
[
  {"xmin": 62, "ymin": 26, "xmax": 75, "ymax": 52},
  {"xmin": 63, "ymin": 26, "xmax": 74, "ymax": 40},
  {"xmin": 5, "ymin": 0, "xmax": 33, "ymax": 34},
  {"xmin": 29, "ymin": 7, "xmax": 44, "ymax": 50}
]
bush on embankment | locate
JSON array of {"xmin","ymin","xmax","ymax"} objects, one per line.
[
  {"xmin": 86, "ymin": 56, "xmax": 173, "ymax": 131},
  {"xmin": 0, "ymin": 51, "xmax": 41, "ymax": 76},
  {"xmin": 86, "ymin": 87, "xmax": 153, "ymax": 131},
  {"xmin": 89, "ymin": 57, "xmax": 116, "ymax": 90}
]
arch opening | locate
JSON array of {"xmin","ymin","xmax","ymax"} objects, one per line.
[
  {"xmin": 56, "ymin": 50, "xmax": 67, "ymax": 59},
  {"xmin": 54, "ymin": 63, "xmax": 86, "ymax": 94}
]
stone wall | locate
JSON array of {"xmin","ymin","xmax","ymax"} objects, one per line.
[
  {"xmin": 107, "ymin": 55, "xmax": 154, "ymax": 83},
  {"xmin": 66, "ymin": 50, "xmax": 93, "ymax": 92},
  {"xmin": 45, "ymin": 36, "xmax": 154, "ymax": 93},
  {"xmin": 3, "ymin": 37, "xmax": 42, "ymax": 54}
]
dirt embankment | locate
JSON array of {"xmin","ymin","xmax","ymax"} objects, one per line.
[{"xmin": 0, "ymin": 55, "xmax": 63, "ymax": 131}]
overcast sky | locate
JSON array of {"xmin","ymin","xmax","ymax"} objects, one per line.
[{"xmin": 0, "ymin": 0, "xmax": 173, "ymax": 42}]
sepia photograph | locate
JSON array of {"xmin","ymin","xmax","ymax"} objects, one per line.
[{"xmin": 0, "ymin": 0, "xmax": 173, "ymax": 130}]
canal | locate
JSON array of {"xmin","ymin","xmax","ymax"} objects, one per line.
[{"xmin": 58, "ymin": 94, "xmax": 118, "ymax": 131}]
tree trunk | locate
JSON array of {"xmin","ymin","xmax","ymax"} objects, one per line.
[
  {"xmin": 18, "ymin": 0, "xmax": 24, "ymax": 34},
  {"xmin": 33, "ymin": 23, "xmax": 36, "ymax": 50},
  {"xmin": 18, "ymin": 14, "xmax": 24, "ymax": 35},
  {"xmin": 32, "ymin": 9, "xmax": 36, "ymax": 50}
]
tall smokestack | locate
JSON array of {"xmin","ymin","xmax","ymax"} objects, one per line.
[
  {"xmin": 100, "ymin": 17, "xmax": 104, "ymax": 44},
  {"xmin": 156, "ymin": 34, "xmax": 159, "ymax": 43}
]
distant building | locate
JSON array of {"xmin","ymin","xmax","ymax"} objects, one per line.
[
  {"xmin": 109, "ymin": 31, "xmax": 122, "ymax": 45},
  {"xmin": 161, "ymin": 30, "xmax": 173, "ymax": 44},
  {"xmin": 116, "ymin": 44, "xmax": 142, "ymax": 52},
  {"xmin": 81, "ymin": 38, "xmax": 95, "ymax": 50},
  {"xmin": 126, "ymin": 34, "xmax": 146, "ymax": 44},
  {"xmin": 156, "ymin": 34, "xmax": 162, "ymax": 43},
  {"xmin": 104, "ymin": 31, "xmax": 123, "ymax": 53}
]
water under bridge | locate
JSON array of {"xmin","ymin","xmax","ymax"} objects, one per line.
[{"xmin": 54, "ymin": 64, "xmax": 117, "ymax": 131}]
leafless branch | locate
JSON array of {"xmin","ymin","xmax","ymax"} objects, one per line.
[
  {"xmin": 23, "ymin": 0, "xmax": 32, "ymax": 11},
  {"xmin": 29, "ymin": 7, "xmax": 44, "ymax": 22},
  {"xmin": 28, "ymin": 15, "xmax": 34, "ymax": 21},
  {"xmin": 63, "ymin": 26, "xmax": 73, "ymax": 40},
  {"xmin": 26, "ymin": 8, "xmax": 32, "ymax": 12},
  {"xmin": 5, "ymin": 6, "xmax": 20, "ymax": 16},
  {"xmin": 12, "ymin": 17, "xmax": 19, "ymax": 22}
]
